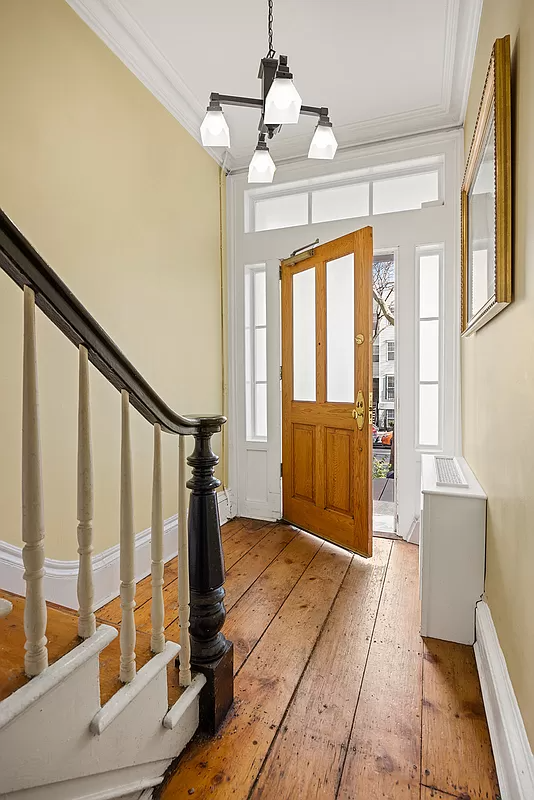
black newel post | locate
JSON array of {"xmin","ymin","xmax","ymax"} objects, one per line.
[{"xmin": 187, "ymin": 416, "xmax": 233, "ymax": 734}]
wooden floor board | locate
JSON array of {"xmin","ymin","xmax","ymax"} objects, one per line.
[
  {"xmin": 250, "ymin": 537, "xmax": 392, "ymax": 800},
  {"xmin": 220, "ymin": 518, "xmax": 246, "ymax": 541},
  {"xmin": 161, "ymin": 541, "xmax": 352, "ymax": 799},
  {"xmin": 336, "ymin": 541, "xmax": 423, "ymax": 800},
  {"xmin": 221, "ymin": 521, "xmax": 275, "ymax": 571},
  {"xmin": 422, "ymin": 638, "xmax": 500, "ymax": 799},
  {"xmin": 421, "ymin": 789, "xmax": 464, "ymax": 800},
  {"xmin": 223, "ymin": 522, "xmax": 299, "ymax": 612},
  {"xmin": 222, "ymin": 517, "xmax": 273, "ymax": 542},
  {"xmin": 225, "ymin": 530, "xmax": 323, "ymax": 672},
  {"xmin": 97, "ymin": 558, "xmax": 178, "ymax": 626}
]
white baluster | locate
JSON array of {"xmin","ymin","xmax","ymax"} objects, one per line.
[
  {"xmin": 178, "ymin": 434, "xmax": 191, "ymax": 687},
  {"xmin": 77, "ymin": 346, "xmax": 96, "ymax": 639},
  {"xmin": 150, "ymin": 424, "xmax": 165, "ymax": 654},
  {"xmin": 119, "ymin": 390, "xmax": 136, "ymax": 682},
  {"xmin": 22, "ymin": 286, "xmax": 48, "ymax": 677}
]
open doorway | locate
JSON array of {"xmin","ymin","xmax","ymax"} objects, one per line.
[
  {"xmin": 372, "ymin": 252, "xmax": 397, "ymax": 536},
  {"xmin": 230, "ymin": 134, "xmax": 461, "ymax": 543}
]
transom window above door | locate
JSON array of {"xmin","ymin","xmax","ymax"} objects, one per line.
[{"xmin": 245, "ymin": 155, "xmax": 444, "ymax": 233}]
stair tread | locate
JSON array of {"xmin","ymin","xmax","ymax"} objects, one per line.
[{"xmin": 0, "ymin": 589, "xmax": 183, "ymax": 708}]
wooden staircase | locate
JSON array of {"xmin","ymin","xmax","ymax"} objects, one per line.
[
  {"xmin": 0, "ymin": 589, "xmax": 184, "ymax": 708},
  {"xmin": 0, "ymin": 209, "xmax": 234, "ymax": 799}
]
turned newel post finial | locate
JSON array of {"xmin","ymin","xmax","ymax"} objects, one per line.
[{"xmin": 187, "ymin": 415, "xmax": 233, "ymax": 734}]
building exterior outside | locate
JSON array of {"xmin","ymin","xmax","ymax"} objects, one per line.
[
  {"xmin": 373, "ymin": 324, "xmax": 395, "ymax": 430},
  {"xmin": 372, "ymin": 252, "xmax": 395, "ymax": 431}
]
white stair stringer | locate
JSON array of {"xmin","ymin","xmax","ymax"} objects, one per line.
[{"xmin": 0, "ymin": 625, "xmax": 205, "ymax": 799}]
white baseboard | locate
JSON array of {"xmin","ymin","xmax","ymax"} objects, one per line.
[
  {"xmin": 474, "ymin": 600, "xmax": 534, "ymax": 800},
  {"xmin": 405, "ymin": 517, "xmax": 420, "ymax": 545},
  {"xmin": 217, "ymin": 487, "xmax": 236, "ymax": 525},
  {"xmin": 0, "ymin": 489, "xmax": 233, "ymax": 611}
]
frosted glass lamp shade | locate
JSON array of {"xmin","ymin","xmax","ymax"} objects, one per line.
[
  {"xmin": 308, "ymin": 123, "xmax": 338, "ymax": 160},
  {"xmin": 248, "ymin": 147, "xmax": 276, "ymax": 184},
  {"xmin": 200, "ymin": 109, "xmax": 230, "ymax": 147},
  {"xmin": 264, "ymin": 78, "xmax": 302, "ymax": 124}
]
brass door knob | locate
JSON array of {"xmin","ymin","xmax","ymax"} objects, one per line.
[{"xmin": 353, "ymin": 391, "xmax": 365, "ymax": 431}]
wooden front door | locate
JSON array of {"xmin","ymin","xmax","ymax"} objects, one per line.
[{"xmin": 281, "ymin": 228, "xmax": 373, "ymax": 556}]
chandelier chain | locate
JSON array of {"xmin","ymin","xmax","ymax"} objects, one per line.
[{"xmin": 267, "ymin": 0, "xmax": 275, "ymax": 58}]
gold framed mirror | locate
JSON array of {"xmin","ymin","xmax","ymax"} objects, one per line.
[{"xmin": 461, "ymin": 35, "xmax": 512, "ymax": 335}]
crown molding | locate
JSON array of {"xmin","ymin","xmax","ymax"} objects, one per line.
[
  {"xmin": 228, "ymin": 125, "xmax": 463, "ymax": 177},
  {"xmin": 66, "ymin": 0, "xmax": 481, "ymax": 173},
  {"xmin": 65, "ymin": 0, "xmax": 233, "ymax": 170}
]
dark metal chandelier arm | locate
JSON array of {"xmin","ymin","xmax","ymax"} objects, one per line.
[
  {"xmin": 211, "ymin": 92, "xmax": 329, "ymax": 121},
  {"xmin": 300, "ymin": 105, "xmax": 330, "ymax": 119},
  {"xmin": 210, "ymin": 92, "xmax": 263, "ymax": 110}
]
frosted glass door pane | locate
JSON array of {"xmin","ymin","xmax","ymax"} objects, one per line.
[
  {"xmin": 419, "ymin": 383, "xmax": 439, "ymax": 446},
  {"xmin": 326, "ymin": 254, "xmax": 354, "ymax": 402},
  {"xmin": 293, "ymin": 268, "xmax": 316, "ymax": 401},
  {"xmin": 419, "ymin": 320, "xmax": 439, "ymax": 382},
  {"xmin": 419, "ymin": 254, "xmax": 440, "ymax": 317}
]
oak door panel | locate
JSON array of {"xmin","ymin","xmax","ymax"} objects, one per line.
[
  {"xmin": 281, "ymin": 228, "xmax": 373, "ymax": 556},
  {"xmin": 325, "ymin": 427, "xmax": 353, "ymax": 516},
  {"xmin": 292, "ymin": 424, "xmax": 316, "ymax": 503}
]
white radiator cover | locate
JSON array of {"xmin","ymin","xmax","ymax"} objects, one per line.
[{"xmin": 420, "ymin": 454, "xmax": 487, "ymax": 645}]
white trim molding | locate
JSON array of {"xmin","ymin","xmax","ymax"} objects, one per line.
[
  {"xmin": 475, "ymin": 600, "xmax": 534, "ymax": 800},
  {"xmin": 217, "ymin": 487, "xmax": 236, "ymax": 525},
  {"xmin": 0, "ymin": 490, "xmax": 233, "ymax": 611}
]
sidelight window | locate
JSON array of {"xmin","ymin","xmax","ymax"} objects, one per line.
[
  {"xmin": 245, "ymin": 264, "xmax": 268, "ymax": 440},
  {"xmin": 417, "ymin": 246, "xmax": 442, "ymax": 448}
]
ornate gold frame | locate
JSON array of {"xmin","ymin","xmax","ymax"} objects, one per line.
[{"xmin": 461, "ymin": 35, "xmax": 512, "ymax": 335}]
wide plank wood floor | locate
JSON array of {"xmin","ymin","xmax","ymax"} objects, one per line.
[
  {"xmin": 95, "ymin": 517, "xmax": 497, "ymax": 800},
  {"xmin": 1, "ymin": 517, "xmax": 499, "ymax": 800}
]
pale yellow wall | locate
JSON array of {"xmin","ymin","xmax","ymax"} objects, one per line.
[
  {"xmin": 0, "ymin": 0, "xmax": 224, "ymax": 560},
  {"xmin": 463, "ymin": 0, "xmax": 534, "ymax": 746}
]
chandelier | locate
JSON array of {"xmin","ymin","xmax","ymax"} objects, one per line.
[{"xmin": 200, "ymin": 0, "xmax": 338, "ymax": 183}]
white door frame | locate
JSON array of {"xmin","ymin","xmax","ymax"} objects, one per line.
[{"xmin": 227, "ymin": 129, "xmax": 463, "ymax": 540}]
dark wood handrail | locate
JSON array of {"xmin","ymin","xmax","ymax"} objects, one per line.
[{"xmin": 0, "ymin": 208, "xmax": 225, "ymax": 436}]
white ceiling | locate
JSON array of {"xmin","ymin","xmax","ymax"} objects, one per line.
[{"xmin": 67, "ymin": 0, "xmax": 482, "ymax": 171}]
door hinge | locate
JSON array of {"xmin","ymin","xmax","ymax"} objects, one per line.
[
  {"xmin": 280, "ymin": 462, "xmax": 283, "ymax": 478},
  {"xmin": 280, "ymin": 365, "xmax": 282, "ymax": 380},
  {"xmin": 279, "ymin": 264, "xmax": 282, "ymax": 280}
]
